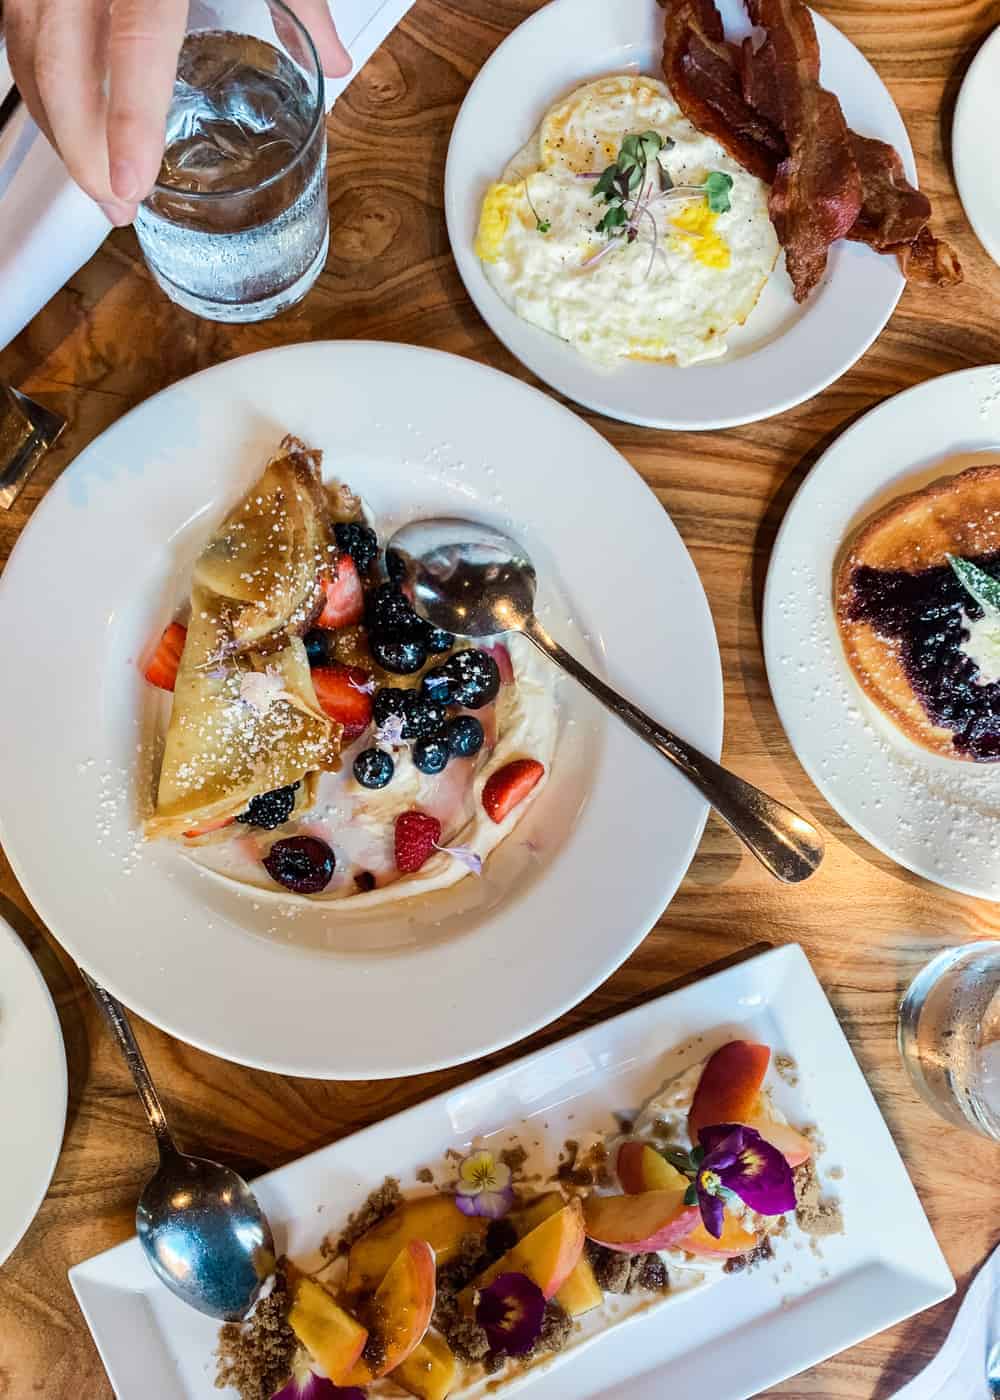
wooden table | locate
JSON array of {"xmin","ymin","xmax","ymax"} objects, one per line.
[{"xmin": 2, "ymin": 2, "xmax": 999, "ymax": 1394}]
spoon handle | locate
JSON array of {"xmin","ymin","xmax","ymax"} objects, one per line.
[
  {"xmin": 522, "ymin": 616, "xmax": 824, "ymax": 884},
  {"xmin": 80, "ymin": 970, "xmax": 178, "ymax": 1160}
]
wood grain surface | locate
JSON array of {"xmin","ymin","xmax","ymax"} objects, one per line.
[{"xmin": 2, "ymin": 1, "xmax": 1000, "ymax": 1395}]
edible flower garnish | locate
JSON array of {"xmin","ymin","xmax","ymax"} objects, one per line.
[
  {"xmin": 948, "ymin": 554, "xmax": 1000, "ymax": 617},
  {"xmin": 272, "ymin": 1349, "xmax": 365, "ymax": 1399},
  {"xmin": 435, "ymin": 842, "xmax": 483, "ymax": 875},
  {"xmin": 455, "ymin": 1149, "xmax": 514, "ymax": 1218},
  {"xmin": 239, "ymin": 668, "xmax": 295, "ymax": 716},
  {"xmin": 475, "ymin": 1272, "xmax": 546, "ymax": 1356},
  {"xmin": 347, "ymin": 673, "xmax": 376, "ymax": 695},
  {"xmin": 375, "ymin": 711, "xmax": 407, "ymax": 748},
  {"xmin": 686, "ymin": 1125, "xmax": 796, "ymax": 1239}
]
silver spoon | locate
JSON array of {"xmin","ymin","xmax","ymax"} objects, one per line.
[
  {"xmin": 82, "ymin": 971, "xmax": 275, "ymax": 1319},
  {"xmin": 388, "ymin": 519, "xmax": 824, "ymax": 884}
]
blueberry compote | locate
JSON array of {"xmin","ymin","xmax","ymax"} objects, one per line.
[{"xmin": 847, "ymin": 552, "xmax": 1000, "ymax": 759}]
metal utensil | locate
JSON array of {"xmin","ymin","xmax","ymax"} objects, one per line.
[
  {"xmin": 0, "ymin": 84, "xmax": 20, "ymax": 136},
  {"xmin": 987, "ymin": 1336, "xmax": 1000, "ymax": 1397},
  {"xmin": 82, "ymin": 971, "xmax": 275, "ymax": 1319},
  {"xmin": 388, "ymin": 518, "xmax": 825, "ymax": 884},
  {"xmin": 0, "ymin": 382, "xmax": 65, "ymax": 508}
]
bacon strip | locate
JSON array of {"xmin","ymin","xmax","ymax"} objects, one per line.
[{"xmin": 897, "ymin": 227, "xmax": 963, "ymax": 287}]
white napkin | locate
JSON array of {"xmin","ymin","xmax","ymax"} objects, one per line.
[
  {"xmin": 891, "ymin": 1242, "xmax": 1000, "ymax": 1400},
  {"xmin": 0, "ymin": 0, "xmax": 417, "ymax": 350}
]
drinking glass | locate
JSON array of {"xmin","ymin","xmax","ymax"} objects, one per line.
[
  {"xmin": 897, "ymin": 941, "xmax": 1000, "ymax": 1140},
  {"xmin": 134, "ymin": 0, "xmax": 328, "ymax": 322}
]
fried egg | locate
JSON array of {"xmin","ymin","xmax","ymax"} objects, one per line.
[{"xmin": 474, "ymin": 75, "xmax": 779, "ymax": 367}]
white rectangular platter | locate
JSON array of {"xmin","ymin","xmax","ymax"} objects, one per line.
[{"xmin": 70, "ymin": 944, "xmax": 953, "ymax": 1399}]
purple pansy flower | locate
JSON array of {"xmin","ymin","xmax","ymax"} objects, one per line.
[
  {"xmin": 271, "ymin": 1349, "xmax": 365, "ymax": 1399},
  {"xmin": 475, "ymin": 1272, "xmax": 546, "ymax": 1356},
  {"xmin": 454, "ymin": 1149, "xmax": 515, "ymax": 1219},
  {"xmin": 694, "ymin": 1124, "xmax": 796, "ymax": 1240}
]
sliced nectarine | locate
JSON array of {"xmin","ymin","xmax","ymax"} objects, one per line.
[
  {"xmin": 616, "ymin": 1142, "xmax": 689, "ymax": 1195},
  {"xmin": 340, "ymin": 1239, "xmax": 436, "ymax": 1386},
  {"xmin": 346, "ymin": 1195, "xmax": 486, "ymax": 1295},
  {"xmin": 583, "ymin": 1188, "xmax": 699, "ymax": 1255},
  {"xmin": 508, "ymin": 1192, "xmax": 602, "ymax": 1317},
  {"xmin": 288, "ymin": 1276, "xmax": 368, "ymax": 1384},
  {"xmin": 461, "ymin": 1199, "xmax": 585, "ymax": 1310},
  {"xmin": 509, "ymin": 1191, "xmax": 565, "ymax": 1238},
  {"xmin": 688, "ymin": 1041, "xmax": 771, "ymax": 1139},
  {"xmin": 679, "ymin": 1209, "xmax": 758, "ymax": 1259},
  {"xmin": 393, "ymin": 1330, "xmax": 459, "ymax": 1400},
  {"xmin": 745, "ymin": 1115, "xmax": 812, "ymax": 1167}
]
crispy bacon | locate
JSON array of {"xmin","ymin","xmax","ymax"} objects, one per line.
[
  {"xmin": 739, "ymin": 37, "xmax": 783, "ymax": 131},
  {"xmin": 846, "ymin": 133, "xmax": 931, "ymax": 250},
  {"xmin": 896, "ymin": 227, "xmax": 963, "ymax": 287}
]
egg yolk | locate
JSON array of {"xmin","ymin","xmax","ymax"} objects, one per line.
[
  {"xmin": 475, "ymin": 183, "xmax": 520, "ymax": 263},
  {"xmin": 670, "ymin": 199, "xmax": 731, "ymax": 269}
]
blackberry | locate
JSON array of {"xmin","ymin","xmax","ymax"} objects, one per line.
[
  {"xmin": 333, "ymin": 521, "xmax": 378, "ymax": 572},
  {"xmin": 421, "ymin": 623, "xmax": 455, "ymax": 654},
  {"xmin": 367, "ymin": 583, "xmax": 421, "ymax": 635},
  {"xmin": 236, "ymin": 782, "xmax": 300, "ymax": 830},
  {"xmin": 370, "ymin": 631, "xmax": 426, "ymax": 675},
  {"xmin": 401, "ymin": 690, "xmax": 448, "ymax": 740},
  {"xmin": 262, "ymin": 836, "xmax": 335, "ymax": 894},
  {"xmin": 373, "ymin": 687, "xmax": 409, "ymax": 726},
  {"xmin": 445, "ymin": 715, "xmax": 485, "ymax": 758},
  {"xmin": 353, "ymin": 748, "xmax": 395, "ymax": 789},
  {"xmin": 442, "ymin": 649, "xmax": 501, "ymax": 709},
  {"xmin": 413, "ymin": 737, "xmax": 449, "ymax": 774}
]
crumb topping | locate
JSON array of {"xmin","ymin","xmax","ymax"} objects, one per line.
[
  {"xmin": 334, "ymin": 1177, "xmax": 402, "ymax": 1255},
  {"xmin": 794, "ymin": 1159, "xmax": 844, "ymax": 1238},
  {"xmin": 214, "ymin": 1273, "xmax": 295, "ymax": 1400}
]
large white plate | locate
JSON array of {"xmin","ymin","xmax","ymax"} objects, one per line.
[
  {"xmin": 445, "ymin": 0, "xmax": 912, "ymax": 431},
  {"xmin": 0, "ymin": 915, "xmax": 67, "ymax": 1266},
  {"xmin": 69, "ymin": 945, "xmax": 954, "ymax": 1400},
  {"xmin": 953, "ymin": 25, "xmax": 1000, "ymax": 268},
  {"xmin": 0, "ymin": 341, "xmax": 722, "ymax": 1078},
  {"xmin": 764, "ymin": 366, "xmax": 1000, "ymax": 899}
]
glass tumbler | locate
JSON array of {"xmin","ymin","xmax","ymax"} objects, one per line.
[
  {"xmin": 897, "ymin": 940, "xmax": 1000, "ymax": 1140},
  {"xmin": 134, "ymin": 0, "xmax": 328, "ymax": 322}
]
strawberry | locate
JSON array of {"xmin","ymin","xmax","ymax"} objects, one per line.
[
  {"xmin": 485, "ymin": 642, "xmax": 515, "ymax": 686},
  {"xmin": 482, "ymin": 758, "xmax": 545, "ymax": 823},
  {"xmin": 394, "ymin": 811, "xmax": 442, "ymax": 873},
  {"xmin": 316, "ymin": 553, "xmax": 364, "ymax": 628},
  {"xmin": 311, "ymin": 664, "xmax": 373, "ymax": 740},
  {"xmin": 143, "ymin": 621, "xmax": 187, "ymax": 692},
  {"xmin": 182, "ymin": 815, "xmax": 235, "ymax": 840}
]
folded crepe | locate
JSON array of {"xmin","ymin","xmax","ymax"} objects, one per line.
[{"xmin": 145, "ymin": 438, "xmax": 343, "ymax": 840}]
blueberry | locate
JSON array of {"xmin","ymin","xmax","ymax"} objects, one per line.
[
  {"xmin": 421, "ymin": 623, "xmax": 455, "ymax": 654},
  {"xmin": 353, "ymin": 748, "xmax": 395, "ymax": 789},
  {"xmin": 401, "ymin": 691, "xmax": 448, "ymax": 740},
  {"xmin": 442, "ymin": 649, "xmax": 500, "ymax": 709},
  {"xmin": 236, "ymin": 782, "xmax": 300, "ymax": 830},
  {"xmin": 262, "ymin": 836, "xmax": 335, "ymax": 894},
  {"xmin": 333, "ymin": 521, "xmax": 378, "ymax": 572},
  {"xmin": 420, "ymin": 665, "xmax": 458, "ymax": 706},
  {"xmin": 370, "ymin": 630, "xmax": 426, "ymax": 675},
  {"xmin": 413, "ymin": 737, "xmax": 449, "ymax": 774},
  {"xmin": 445, "ymin": 715, "xmax": 485, "ymax": 758},
  {"xmin": 303, "ymin": 629, "xmax": 335, "ymax": 667},
  {"xmin": 367, "ymin": 583, "xmax": 421, "ymax": 636},
  {"xmin": 373, "ymin": 687, "xmax": 409, "ymax": 726}
]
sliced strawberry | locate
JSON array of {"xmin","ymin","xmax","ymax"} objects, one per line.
[
  {"xmin": 143, "ymin": 621, "xmax": 187, "ymax": 692},
  {"xmin": 394, "ymin": 811, "xmax": 442, "ymax": 873},
  {"xmin": 316, "ymin": 553, "xmax": 364, "ymax": 629},
  {"xmin": 182, "ymin": 814, "xmax": 235, "ymax": 840},
  {"xmin": 485, "ymin": 642, "xmax": 515, "ymax": 686},
  {"xmin": 482, "ymin": 758, "xmax": 544, "ymax": 823},
  {"xmin": 312, "ymin": 664, "xmax": 373, "ymax": 740}
]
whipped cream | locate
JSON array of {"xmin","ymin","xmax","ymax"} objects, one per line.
[{"xmin": 959, "ymin": 608, "xmax": 1000, "ymax": 686}]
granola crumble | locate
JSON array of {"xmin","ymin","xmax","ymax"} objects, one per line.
[
  {"xmin": 214, "ymin": 1272, "xmax": 295, "ymax": 1400},
  {"xmin": 334, "ymin": 1177, "xmax": 402, "ymax": 1255}
]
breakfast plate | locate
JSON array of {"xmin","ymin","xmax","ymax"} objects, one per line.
[
  {"xmin": 953, "ymin": 24, "xmax": 1000, "ymax": 269},
  {"xmin": 69, "ymin": 944, "xmax": 954, "ymax": 1400},
  {"xmin": 0, "ymin": 341, "xmax": 722, "ymax": 1077},
  {"xmin": 0, "ymin": 915, "xmax": 67, "ymax": 1266},
  {"xmin": 445, "ymin": 0, "xmax": 915, "ymax": 430},
  {"xmin": 764, "ymin": 365, "xmax": 1000, "ymax": 899}
]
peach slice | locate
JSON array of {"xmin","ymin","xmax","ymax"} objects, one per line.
[
  {"xmin": 509, "ymin": 1192, "xmax": 602, "ymax": 1317},
  {"xmin": 679, "ymin": 1209, "xmax": 758, "ymax": 1259},
  {"xmin": 393, "ymin": 1330, "xmax": 460, "ymax": 1400},
  {"xmin": 346, "ymin": 1195, "xmax": 487, "ymax": 1295},
  {"xmin": 462, "ymin": 1199, "xmax": 585, "ymax": 1309},
  {"xmin": 288, "ymin": 1276, "xmax": 368, "ymax": 1384},
  {"xmin": 341, "ymin": 1239, "xmax": 436, "ymax": 1385},
  {"xmin": 583, "ymin": 1188, "xmax": 699, "ymax": 1255},
  {"xmin": 616, "ymin": 1142, "xmax": 689, "ymax": 1195},
  {"xmin": 688, "ymin": 1041, "xmax": 771, "ymax": 1140},
  {"xmin": 745, "ymin": 1114, "xmax": 812, "ymax": 1168}
]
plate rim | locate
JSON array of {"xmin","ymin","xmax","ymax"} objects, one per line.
[
  {"xmin": 953, "ymin": 24, "xmax": 1000, "ymax": 268},
  {"xmin": 444, "ymin": 0, "xmax": 908, "ymax": 431},
  {"xmin": 0, "ymin": 339, "xmax": 723, "ymax": 1078}
]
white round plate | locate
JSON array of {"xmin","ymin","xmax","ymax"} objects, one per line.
[
  {"xmin": 446, "ymin": 0, "xmax": 912, "ymax": 431},
  {"xmin": 0, "ymin": 917, "xmax": 67, "ymax": 1264},
  {"xmin": 764, "ymin": 365, "xmax": 1000, "ymax": 900},
  {"xmin": 0, "ymin": 343, "xmax": 722, "ymax": 1078},
  {"xmin": 954, "ymin": 26, "xmax": 1000, "ymax": 268}
]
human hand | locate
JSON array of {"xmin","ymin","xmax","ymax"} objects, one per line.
[{"xmin": 5, "ymin": 0, "xmax": 351, "ymax": 225}]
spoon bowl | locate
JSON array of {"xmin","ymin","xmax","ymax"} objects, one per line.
[{"xmin": 388, "ymin": 517, "xmax": 824, "ymax": 884}]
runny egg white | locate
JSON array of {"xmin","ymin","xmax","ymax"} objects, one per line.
[{"xmin": 474, "ymin": 75, "xmax": 779, "ymax": 367}]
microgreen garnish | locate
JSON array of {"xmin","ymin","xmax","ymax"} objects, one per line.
[
  {"xmin": 948, "ymin": 555, "xmax": 1000, "ymax": 617},
  {"xmin": 704, "ymin": 170, "xmax": 733, "ymax": 213},
  {"xmin": 523, "ymin": 177, "xmax": 551, "ymax": 235}
]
